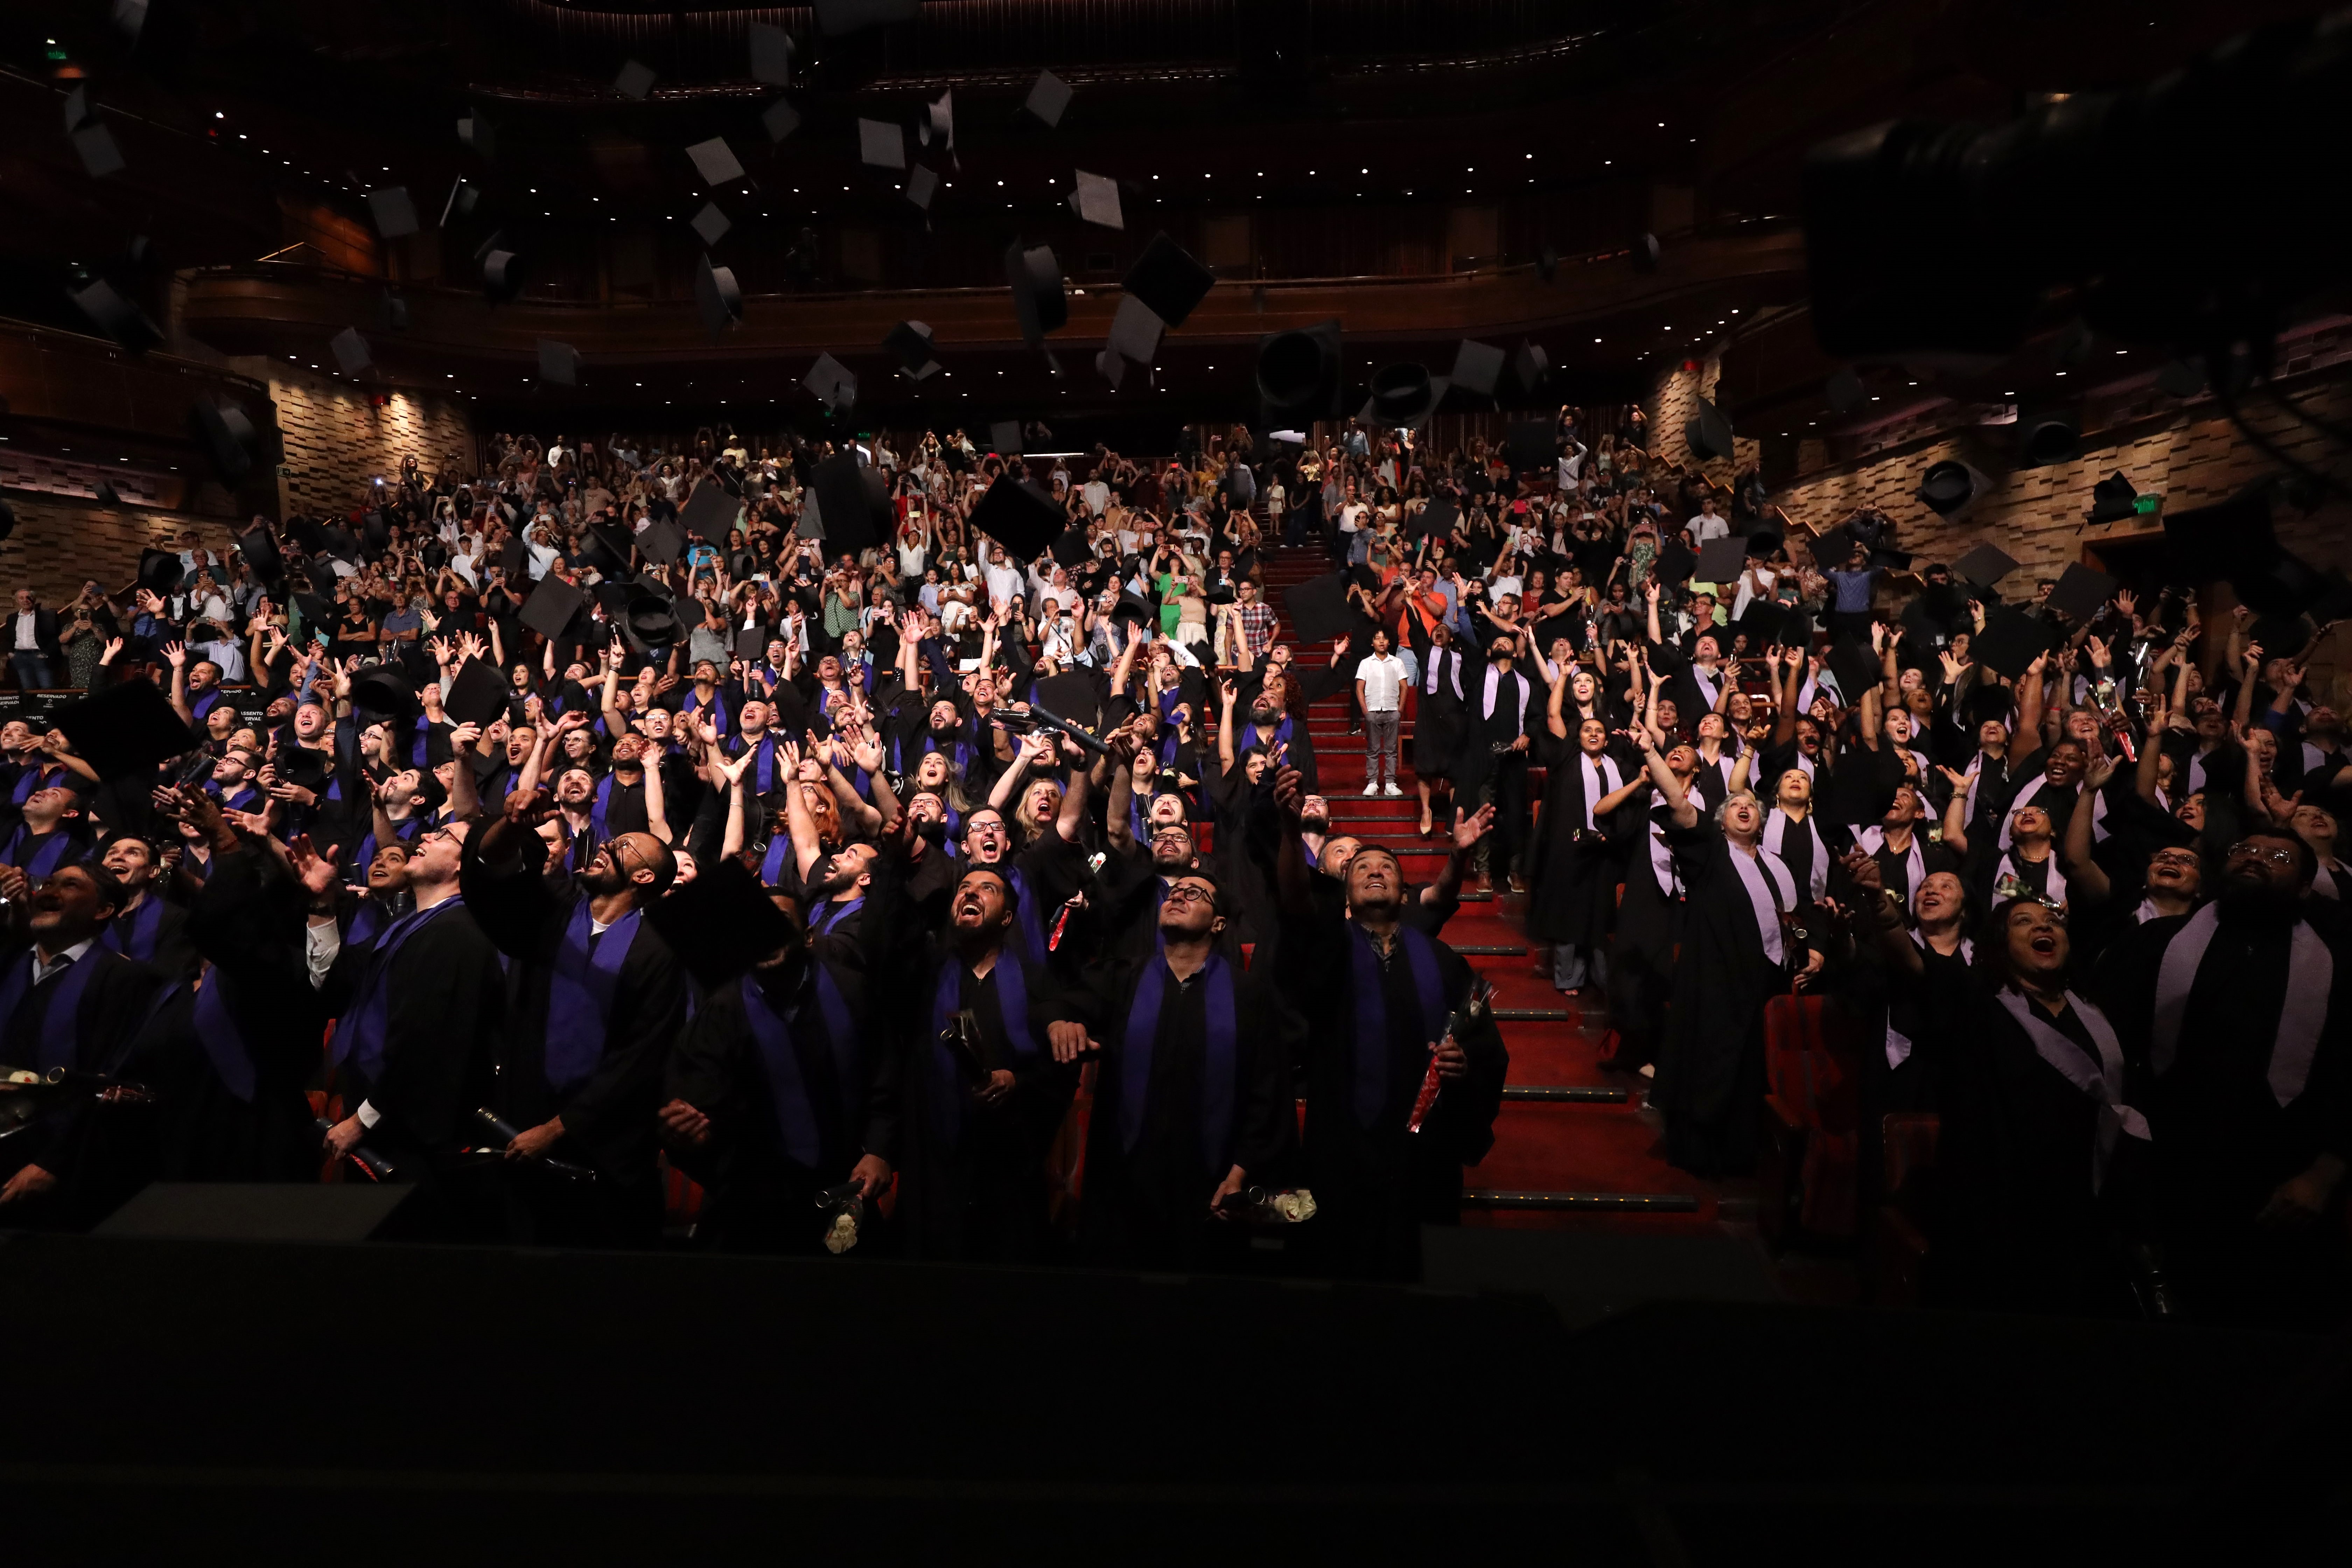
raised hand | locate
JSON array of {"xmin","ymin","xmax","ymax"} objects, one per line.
[
  {"xmin": 163, "ymin": 641, "xmax": 187, "ymax": 669},
  {"xmin": 285, "ymin": 835, "xmax": 343, "ymax": 898}
]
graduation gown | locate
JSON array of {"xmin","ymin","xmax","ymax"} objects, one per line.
[
  {"xmin": 1277, "ymin": 913, "xmax": 1506, "ymax": 1281},
  {"xmin": 1652, "ymin": 821, "xmax": 1809, "ymax": 1178},
  {"xmin": 1526, "ymin": 736, "xmax": 1631, "ymax": 946},
  {"xmin": 1058, "ymin": 952, "xmax": 1294, "ymax": 1269},
  {"xmin": 100, "ymin": 892, "xmax": 198, "ymax": 981},
  {"xmin": 461, "ymin": 844, "xmax": 690, "ymax": 1246},
  {"xmin": 1410, "ymin": 647, "xmax": 1470, "ymax": 782},
  {"xmin": 0, "ymin": 937, "xmax": 167, "ymax": 1227},
  {"xmin": 1606, "ymin": 801, "xmax": 1685, "ymax": 1067}
]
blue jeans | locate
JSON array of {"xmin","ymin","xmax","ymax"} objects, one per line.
[{"xmin": 10, "ymin": 653, "xmax": 52, "ymax": 691}]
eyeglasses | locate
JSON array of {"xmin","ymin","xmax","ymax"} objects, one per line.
[
  {"xmin": 1162, "ymin": 883, "xmax": 1217, "ymax": 908},
  {"xmin": 2226, "ymin": 841, "xmax": 2298, "ymax": 867}
]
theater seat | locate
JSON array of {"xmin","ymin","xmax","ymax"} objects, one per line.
[
  {"xmin": 1874, "ymin": 1112, "xmax": 1940, "ymax": 1308},
  {"xmin": 659, "ymin": 1155, "xmax": 705, "ymax": 1236},
  {"xmin": 1758, "ymin": 993, "xmax": 1864, "ymax": 1248}
]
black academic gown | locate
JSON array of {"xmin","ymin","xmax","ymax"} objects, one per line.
[
  {"xmin": 116, "ymin": 848, "xmax": 324, "ymax": 1189},
  {"xmin": 1059, "ymin": 952, "xmax": 1294, "ymax": 1270},
  {"xmin": 0, "ymin": 937, "xmax": 167, "ymax": 1228},
  {"xmin": 1526, "ymin": 737, "xmax": 1632, "ymax": 946},
  {"xmin": 892, "ymin": 938, "xmax": 1078, "ymax": 1264},
  {"xmin": 1410, "ymin": 648, "xmax": 1470, "ymax": 783},
  {"xmin": 461, "ymin": 841, "xmax": 689, "ymax": 1247},
  {"xmin": 1277, "ymin": 911, "xmax": 1506, "ymax": 1281},
  {"xmin": 1606, "ymin": 800, "xmax": 1684, "ymax": 1069},
  {"xmin": 1652, "ymin": 821, "xmax": 1812, "ymax": 1178}
]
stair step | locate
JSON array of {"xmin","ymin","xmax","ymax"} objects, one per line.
[
  {"xmin": 1451, "ymin": 944, "xmax": 1527, "ymax": 956},
  {"xmin": 1461, "ymin": 1190, "xmax": 1702, "ymax": 1213},
  {"xmin": 1501, "ymin": 1085, "xmax": 1630, "ymax": 1103},
  {"xmin": 1493, "ymin": 1006, "xmax": 1574, "ymax": 1022}
]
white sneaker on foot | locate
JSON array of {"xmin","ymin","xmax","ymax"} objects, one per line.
[
  {"xmin": 1382, "ymin": 783, "xmax": 1403, "ymax": 798},
  {"xmin": 1362, "ymin": 782, "xmax": 1380, "ymax": 796}
]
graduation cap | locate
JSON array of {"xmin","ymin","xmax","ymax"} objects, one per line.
[
  {"xmin": 592, "ymin": 581, "xmax": 634, "ymax": 620},
  {"xmin": 1747, "ymin": 528, "xmax": 1785, "ymax": 559},
  {"xmin": 812, "ymin": 451, "xmax": 886, "ymax": 557},
  {"xmin": 1094, "ymin": 349, "xmax": 1126, "ymax": 388},
  {"xmin": 70, "ymin": 278, "xmax": 161, "ymax": 354},
  {"xmin": 519, "ymin": 577, "xmax": 585, "ymax": 641},
  {"xmin": 1504, "ymin": 419, "xmax": 1555, "ymax": 474},
  {"xmin": 1918, "ymin": 458, "xmax": 1992, "ymax": 518},
  {"xmin": 1122, "ymin": 233, "xmax": 1214, "ymax": 328},
  {"xmin": 614, "ymin": 59, "xmax": 657, "ymax": 100},
  {"xmin": 761, "ymin": 97, "xmax": 802, "ymax": 144},
  {"xmin": 1655, "ymin": 538, "xmax": 1696, "ymax": 587},
  {"xmin": 815, "ymin": 0, "xmax": 918, "ymax": 33},
  {"xmin": 1257, "ymin": 321, "xmax": 1341, "ymax": 422},
  {"xmin": 537, "ymin": 339, "xmax": 579, "ymax": 387},
  {"xmin": 93, "ymin": 477, "xmax": 122, "ymax": 510},
  {"xmin": 1683, "ymin": 395, "xmax": 1734, "ymax": 463},
  {"xmin": 685, "ymin": 136, "xmax": 745, "ymax": 189},
  {"xmin": 735, "ymin": 624, "xmax": 775, "ymax": 661},
  {"xmin": 1005, "ymin": 241, "xmax": 1066, "ymax": 349},
  {"xmin": 2045, "ymin": 561, "xmax": 2117, "ymax": 623},
  {"xmin": 113, "ymin": 0, "xmax": 151, "ymax": 49},
  {"xmin": 238, "ymin": 524, "xmax": 283, "ymax": 587},
  {"xmin": 1822, "ymin": 638, "xmax": 1879, "ymax": 704},
  {"xmin": 638, "ymin": 519, "xmax": 686, "ymax": 566},
  {"xmin": 1449, "ymin": 339, "xmax": 1505, "ymax": 400},
  {"xmin": 1108, "ymin": 295, "xmax": 1164, "ymax": 366},
  {"xmin": 968, "ymin": 474, "xmax": 1066, "ymax": 560},
  {"xmin": 72, "ymin": 123, "xmax": 126, "ymax": 180},
  {"xmin": 1033, "ymin": 670, "xmax": 1102, "ymax": 733},
  {"xmin": 1973, "ymin": 607, "xmax": 2056, "ymax": 678},
  {"xmin": 189, "ymin": 399, "xmax": 258, "ymax": 484},
  {"xmin": 1024, "ymin": 70, "xmax": 1073, "ymax": 128},
  {"xmin": 439, "ymin": 177, "xmax": 481, "ymax": 228},
  {"xmin": 885, "ymin": 320, "xmax": 941, "ymax": 380},
  {"xmin": 688, "ymin": 201, "xmax": 733, "ymax": 250},
  {"xmin": 1826, "ymin": 368, "xmax": 1867, "ymax": 413},
  {"xmin": 1632, "ymin": 232, "xmax": 1661, "ymax": 272},
  {"xmin": 2086, "ymin": 470, "xmax": 2146, "ymax": 525},
  {"xmin": 498, "ymin": 536, "xmax": 529, "ymax": 581},
  {"xmin": 1071, "ymin": 170, "xmax": 1123, "ymax": 229},
  {"xmin": 1281, "ymin": 573, "xmax": 1372, "ymax": 647},
  {"xmin": 65, "ymin": 85, "xmax": 93, "ymax": 134},
  {"xmin": 1694, "ymin": 534, "xmax": 1748, "ymax": 586},
  {"xmin": 803, "ymin": 352, "xmax": 858, "ymax": 413},
  {"xmin": 1050, "ymin": 524, "xmax": 1093, "ymax": 571},
  {"xmin": 457, "ymin": 111, "xmax": 497, "ymax": 159},
  {"xmin": 858, "ymin": 118, "xmax": 906, "ymax": 170},
  {"xmin": 578, "ymin": 519, "xmax": 632, "ymax": 578},
  {"xmin": 482, "ymin": 249, "xmax": 526, "ymax": 304},
  {"xmin": 381, "ymin": 291, "xmax": 410, "ymax": 332},
  {"xmin": 990, "ymin": 420, "xmax": 1024, "ymax": 457},
  {"xmin": 646, "ymin": 858, "xmax": 796, "ymax": 986},
  {"xmin": 1362, "ymin": 363, "xmax": 1441, "ymax": 430},
  {"xmin": 351, "ymin": 664, "xmax": 420, "ymax": 719},
  {"xmin": 441, "ymin": 658, "xmax": 510, "ymax": 728},
  {"xmin": 1952, "ymin": 542, "xmax": 2019, "ymax": 590},
  {"xmin": 0, "ymin": 498, "xmax": 13, "ymax": 545},
  {"xmin": 362, "ymin": 510, "xmax": 392, "ymax": 555},
  {"xmin": 57, "ymin": 678, "xmax": 199, "ymax": 783},
  {"xmin": 1510, "ymin": 341, "xmax": 1551, "ymax": 405},
  {"xmin": 626, "ymin": 584, "xmax": 686, "ymax": 646},
  {"xmin": 904, "ymin": 164, "xmax": 940, "ymax": 214},
  {"xmin": 137, "ymin": 548, "xmax": 183, "ymax": 595},
  {"xmin": 920, "ymin": 90, "xmax": 955, "ymax": 162},
  {"xmin": 748, "ymin": 20, "xmax": 794, "ymax": 84},
  {"xmin": 1871, "ymin": 545, "xmax": 1914, "ymax": 572},
  {"xmin": 680, "ymin": 480, "xmax": 742, "ymax": 545},
  {"xmin": 695, "ymin": 254, "xmax": 743, "ymax": 338},
  {"xmin": 1412, "ymin": 497, "xmax": 1460, "ymax": 539},
  {"xmin": 366, "ymin": 187, "xmax": 420, "ymax": 240}
]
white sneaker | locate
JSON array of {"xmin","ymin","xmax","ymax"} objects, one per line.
[
  {"xmin": 1362, "ymin": 782, "xmax": 1380, "ymax": 796},
  {"xmin": 1382, "ymin": 784, "xmax": 1403, "ymax": 798}
]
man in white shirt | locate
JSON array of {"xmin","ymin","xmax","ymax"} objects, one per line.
[
  {"xmin": 1080, "ymin": 473, "xmax": 1111, "ymax": 517},
  {"xmin": 1683, "ymin": 496, "xmax": 1731, "ymax": 548},
  {"xmin": 981, "ymin": 545, "xmax": 1026, "ymax": 617},
  {"xmin": 1353, "ymin": 628, "xmax": 1408, "ymax": 797},
  {"xmin": 1337, "ymin": 482, "xmax": 1370, "ymax": 566}
]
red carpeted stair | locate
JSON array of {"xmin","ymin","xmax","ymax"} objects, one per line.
[{"xmin": 1257, "ymin": 542, "xmax": 1725, "ymax": 1234}]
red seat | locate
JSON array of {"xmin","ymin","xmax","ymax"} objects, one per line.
[{"xmin": 1758, "ymin": 993, "xmax": 1864, "ymax": 1246}]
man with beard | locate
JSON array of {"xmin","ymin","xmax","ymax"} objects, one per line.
[
  {"xmin": 97, "ymin": 835, "xmax": 195, "ymax": 978},
  {"xmin": 1234, "ymin": 680, "xmax": 1315, "ymax": 797},
  {"xmin": 462, "ymin": 790, "xmax": 689, "ymax": 1246},
  {"xmin": 0, "ymin": 861, "xmax": 168, "ymax": 1225},
  {"xmin": 2133, "ymin": 827, "xmax": 2351, "ymax": 1328},
  {"xmin": 318, "ymin": 817, "xmax": 507, "ymax": 1239},
  {"xmin": 1046, "ymin": 868, "xmax": 1294, "ymax": 1270},
  {"xmin": 892, "ymin": 862, "xmax": 1078, "ymax": 1263},
  {"xmin": 953, "ymin": 776, "xmax": 1088, "ymax": 972},
  {"xmin": 1273, "ymin": 772, "xmax": 1506, "ymax": 1280},
  {"xmin": 1457, "ymin": 634, "xmax": 1534, "ymax": 893}
]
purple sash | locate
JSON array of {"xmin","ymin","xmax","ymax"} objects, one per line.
[
  {"xmin": 332, "ymin": 896, "xmax": 464, "ymax": 1078},
  {"xmin": 191, "ymin": 971, "xmax": 258, "ymax": 1102},
  {"xmin": 543, "ymin": 898, "xmax": 641, "ymax": 1093},
  {"xmin": 0, "ymin": 947, "xmax": 103, "ymax": 1072},
  {"xmin": 741, "ymin": 971, "xmax": 820, "ymax": 1167},
  {"xmin": 926, "ymin": 950, "xmax": 1039, "ymax": 1141},
  {"xmin": 2, "ymin": 827, "xmax": 76, "ymax": 879},
  {"xmin": 1348, "ymin": 923, "xmax": 1447, "ymax": 1130},
  {"xmin": 1008, "ymin": 865, "xmax": 1047, "ymax": 961},
  {"xmin": 811, "ymin": 895, "xmax": 864, "ymax": 937},
  {"xmin": 1120, "ymin": 953, "xmax": 1239, "ymax": 1172},
  {"xmin": 190, "ymin": 686, "xmax": 226, "ymax": 724},
  {"xmin": 100, "ymin": 895, "xmax": 167, "ymax": 963},
  {"xmin": 761, "ymin": 833, "xmax": 792, "ymax": 888}
]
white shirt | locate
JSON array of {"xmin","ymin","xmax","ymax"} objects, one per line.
[
  {"xmin": 1686, "ymin": 513, "xmax": 1730, "ymax": 545},
  {"xmin": 1081, "ymin": 479, "xmax": 1111, "ymax": 516},
  {"xmin": 1338, "ymin": 503, "xmax": 1368, "ymax": 535},
  {"xmin": 14, "ymin": 610, "xmax": 38, "ymax": 652},
  {"xmin": 1354, "ymin": 653, "xmax": 1406, "ymax": 713},
  {"xmin": 33, "ymin": 937, "xmax": 96, "ymax": 985}
]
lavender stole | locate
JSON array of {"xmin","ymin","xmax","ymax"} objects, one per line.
[
  {"xmin": 740, "ymin": 971, "xmax": 821, "ymax": 1168},
  {"xmin": 100, "ymin": 896, "xmax": 167, "ymax": 963},
  {"xmin": 761, "ymin": 833, "xmax": 793, "ymax": 887},
  {"xmin": 1348, "ymin": 923, "xmax": 1447, "ymax": 1130},
  {"xmin": 1120, "ymin": 953, "xmax": 1239, "ymax": 1171},
  {"xmin": 191, "ymin": 970, "xmax": 258, "ymax": 1102},
  {"xmin": 0, "ymin": 947, "xmax": 102, "ymax": 1071},
  {"xmin": 544, "ymin": 899, "xmax": 642, "ymax": 1093},
  {"xmin": 331, "ymin": 896, "xmax": 464, "ymax": 1077},
  {"xmin": 926, "ymin": 951, "xmax": 1038, "ymax": 1140}
]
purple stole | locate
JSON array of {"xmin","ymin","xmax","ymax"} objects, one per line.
[
  {"xmin": 1007, "ymin": 865, "xmax": 1047, "ymax": 961},
  {"xmin": 926, "ymin": 949, "xmax": 1038, "ymax": 1141},
  {"xmin": 0, "ymin": 946, "xmax": 104, "ymax": 1071},
  {"xmin": 190, "ymin": 686, "xmax": 226, "ymax": 724},
  {"xmin": 10, "ymin": 763, "xmax": 59, "ymax": 806},
  {"xmin": 760, "ymin": 833, "xmax": 793, "ymax": 887},
  {"xmin": 101, "ymin": 896, "xmax": 167, "ymax": 963},
  {"xmin": 740, "ymin": 971, "xmax": 822, "ymax": 1168},
  {"xmin": 2, "ymin": 826, "xmax": 76, "ymax": 879},
  {"xmin": 1348, "ymin": 923, "xmax": 1448, "ymax": 1130},
  {"xmin": 1120, "ymin": 953, "xmax": 1239, "ymax": 1171},
  {"xmin": 331, "ymin": 896, "xmax": 464, "ymax": 1078},
  {"xmin": 741, "ymin": 734, "xmax": 779, "ymax": 796},
  {"xmin": 683, "ymin": 686, "xmax": 727, "ymax": 736},
  {"xmin": 542, "ymin": 898, "xmax": 641, "ymax": 1093},
  {"xmin": 190, "ymin": 971, "xmax": 258, "ymax": 1102}
]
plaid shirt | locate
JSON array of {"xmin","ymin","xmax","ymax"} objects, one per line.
[{"xmin": 1234, "ymin": 599, "xmax": 1278, "ymax": 657}]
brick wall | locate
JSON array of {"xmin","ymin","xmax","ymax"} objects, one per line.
[
  {"xmin": 227, "ymin": 360, "xmax": 475, "ymax": 520},
  {"xmin": 0, "ymin": 494, "xmax": 241, "ymax": 607},
  {"xmin": 1645, "ymin": 355, "xmax": 1757, "ymax": 486}
]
